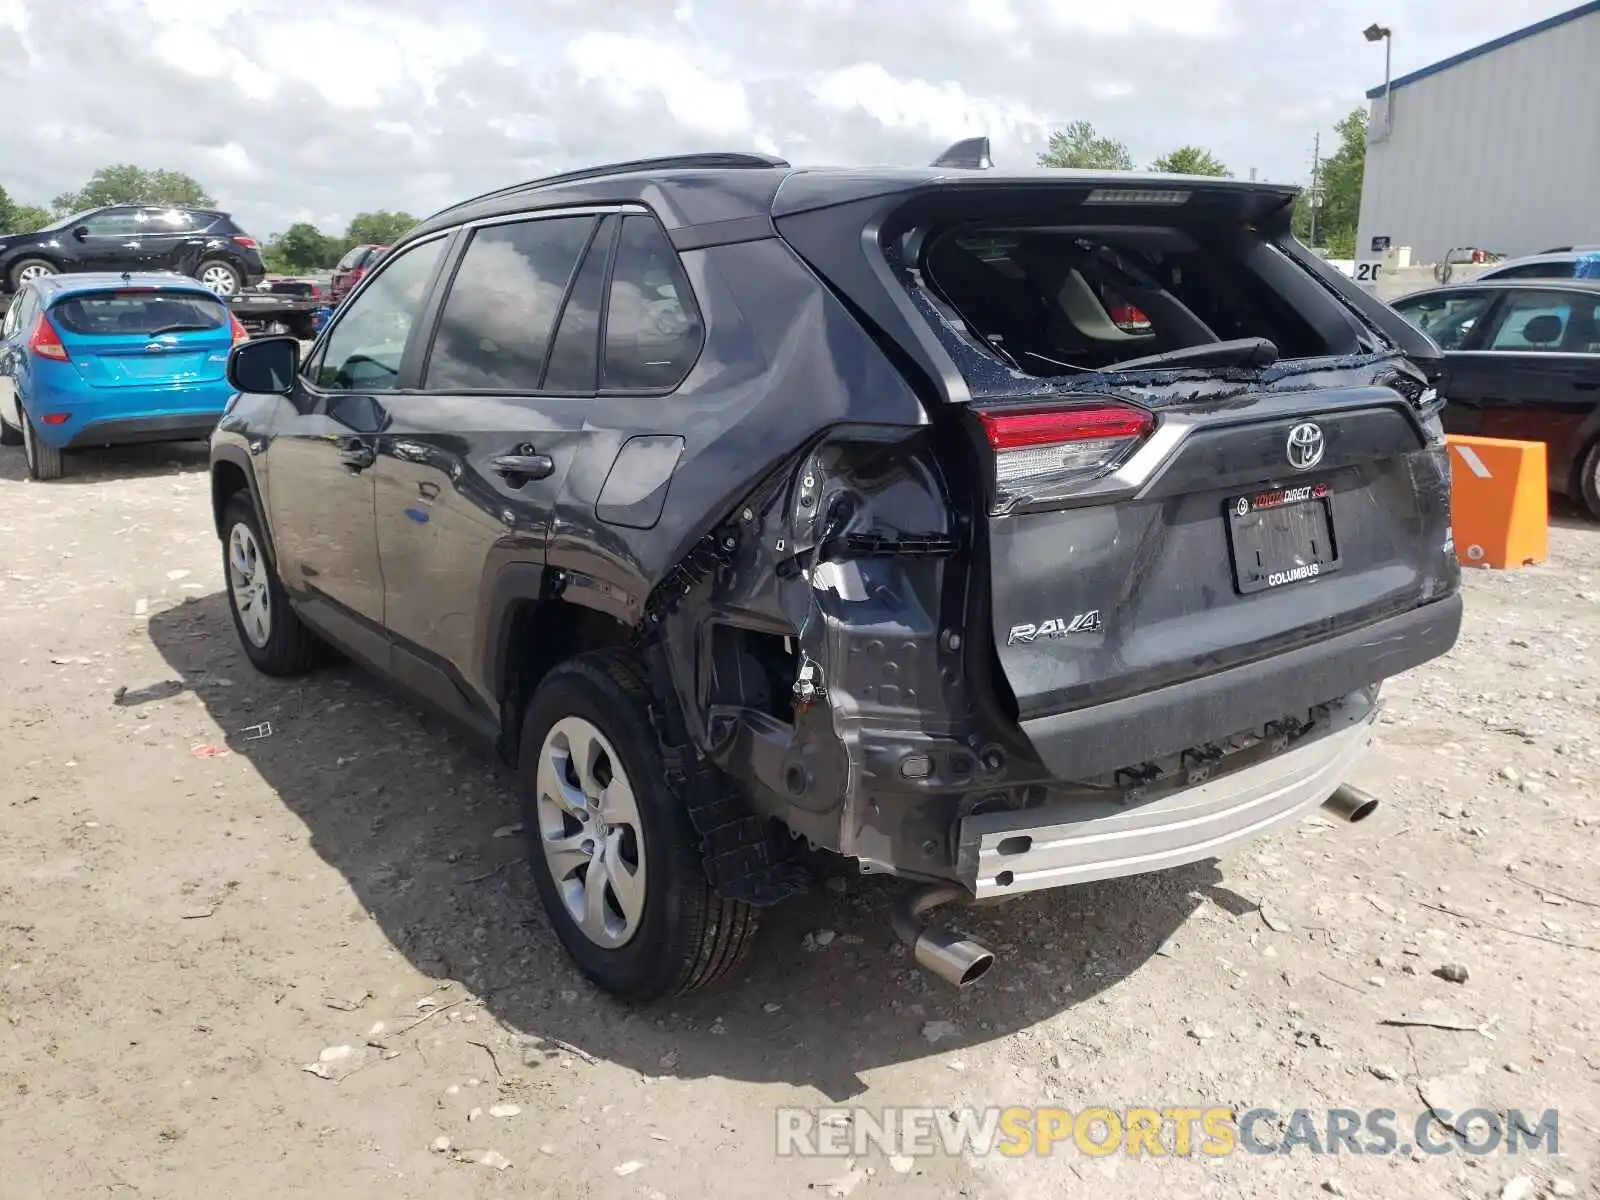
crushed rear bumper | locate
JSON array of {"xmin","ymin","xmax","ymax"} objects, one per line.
[
  {"xmin": 958, "ymin": 687, "xmax": 1380, "ymax": 898},
  {"xmin": 1017, "ymin": 595, "xmax": 1462, "ymax": 782}
]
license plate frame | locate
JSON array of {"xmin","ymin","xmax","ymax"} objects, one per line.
[{"xmin": 1225, "ymin": 482, "xmax": 1340, "ymax": 595}]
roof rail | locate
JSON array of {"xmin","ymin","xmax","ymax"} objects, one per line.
[{"xmin": 439, "ymin": 152, "xmax": 792, "ymax": 216}]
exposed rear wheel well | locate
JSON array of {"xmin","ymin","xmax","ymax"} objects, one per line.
[{"xmin": 499, "ymin": 598, "xmax": 633, "ymax": 763}]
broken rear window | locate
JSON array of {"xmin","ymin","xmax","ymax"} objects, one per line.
[{"xmin": 913, "ymin": 225, "xmax": 1355, "ymax": 377}]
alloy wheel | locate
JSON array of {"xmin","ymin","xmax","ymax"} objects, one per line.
[
  {"xmin": 17, "ymin": 262, "xmax": 53, "ymax": 284},
  {"xmin": 534, "ymin": 716, "xmax": 647, "ymax": 948},
  {"xmin": 227, "ymin": 523, "xmax": 272, "ymax": 647},
  {"xmin": 200, "ymin": 264, "xmax": 239, "ymax": 296}
]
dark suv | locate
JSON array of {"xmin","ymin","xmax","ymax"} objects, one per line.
[
  {"xmin": 0, "ymin": 205, "xmax": 266, "ymax": 297},
  {"xmin": 211, "ymin": 147, "xmax": 1462, "ymax": 999}
]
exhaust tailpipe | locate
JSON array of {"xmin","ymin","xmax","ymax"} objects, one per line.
[
  {"xmin": 891, "ymin": 883, "xmax": 996, "ymax": 988},
  {"xmin": 1323, "ymin": 783, "xmax": 1380, "ymax": 823}
]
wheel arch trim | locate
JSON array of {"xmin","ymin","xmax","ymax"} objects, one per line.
[{"xmin": 210, "ymin": 444, "xmax": 278, "ymax": 568}]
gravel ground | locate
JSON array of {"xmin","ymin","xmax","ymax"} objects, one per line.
[{"xmin": 1, "ymin": 441, "xmax": 1596, "ymax": 1200}]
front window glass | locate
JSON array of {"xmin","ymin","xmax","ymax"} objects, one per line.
[{"xmin": 315, "ymin": 238, "xmax": 445, "ymax": 390}]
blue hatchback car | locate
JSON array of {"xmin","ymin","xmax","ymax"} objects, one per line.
[{"xmin": 0, "ymin": 271, "xmax": 247, "ymax": 480}]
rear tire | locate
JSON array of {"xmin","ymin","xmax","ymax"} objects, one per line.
[
  {"xmin": 519, "ymin": 652, "xmax": 759, "ymax": 1000},
  {"xmin": 221, "ymin": 493, "xmax": 327, "ymax": 675},
  {"xmin": 20, "ymin": 409, "xmax": 64, "ymax": 481},
  {"xmin": 6, "ymin": 257, "xmax": 55, "ymax": 292},
  {"xmin": 195, "ymin": 258, "xmax": 244, "ymax": 297},
  {"xmin": 1578, "ymin": 438, "xmax": 1600, "ymax": 522}
]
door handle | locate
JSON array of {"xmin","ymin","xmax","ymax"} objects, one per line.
[
  {"xmin": 338, "ymin": 438, "xmax": 376, "ymax": 472},
  {"xmin": 491, "ymin": 452, "xmax": 555, "ymax": 486},
  {"xmin": 1575, "ymin": 381, "xmax": 1600, "ymax": 392}
]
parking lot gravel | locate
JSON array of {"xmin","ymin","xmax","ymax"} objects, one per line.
[{"xmin": 1, "ymin": 442, "xmax": 1596, "ymax": 1199}]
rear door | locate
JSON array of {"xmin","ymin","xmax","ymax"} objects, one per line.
[
  {"xmin": 371, "ymin": 210, "xmax": 610, "ymax": 725},
  {"xmin": 2, "ymin": 289, "xmax": 42, "ymax": 424},
  {"xmin": 131, "ymin": 207, "xmax": 201, "ymax": 272},
  {"xmin": 1450, "ymin": 287, "xmax": 1600, "ymax": 491},
  {"xmin": 264, "ymin": 234, "xmax": 451, "ymax": 669},
  {"xmin": 0, "ymin": 289, "xmax": 30, "ymax": 429}
]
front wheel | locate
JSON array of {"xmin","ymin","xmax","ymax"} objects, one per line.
[
  {"xmin": 194, "ymin": 258, "xmax": 244, "ymax": 297},
  {"xmin": 520, "ymin": 652, "xmax": 759, "ymax": 1000},
  {"xmin": 20, "ymin": 409, "xmax": 64, "ymax": 480},
  {"xmin": 6, "ymin": 257, "xmax": 55, "ymax": 292},
  {"xmin": 221, "ymin": 494, "xmax": 327, "ymax": 675}
]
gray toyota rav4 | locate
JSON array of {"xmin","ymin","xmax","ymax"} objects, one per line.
[{"xmin": 212, "ymin": 143, "xmax": 1461, "ymax": 999}]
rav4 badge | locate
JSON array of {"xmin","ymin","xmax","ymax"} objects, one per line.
[{"xmin": 1008, "ymin": 610, "xmax": 1103, "ymax": 645}]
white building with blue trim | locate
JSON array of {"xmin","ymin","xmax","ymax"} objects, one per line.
[{"xmin": 1354, "ymin": 2, "xmax": 1600, "ymax": 265}]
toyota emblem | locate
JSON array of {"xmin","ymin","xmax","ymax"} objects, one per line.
[{"xmin": 1286, "ymin": 422, "xmax": 1325, "ymax": 471}]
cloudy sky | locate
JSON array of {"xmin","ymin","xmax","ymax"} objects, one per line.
[{"xmin": 0, "ymin": 0, "xmax": 1581, "ymax": 237}]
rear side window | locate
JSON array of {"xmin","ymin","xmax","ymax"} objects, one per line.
[
  {"xmin": 601, "ymin": 215, "xmax": 702, "ymax": 390},
  {"xmin": 542, "ymin": 216, "xmax": 614, "ymax": 393},
  {"xmin": 424, "ymin": 216, "xmax": 595, "ymax": 391},
  {"xmin": 137, "ymin": 208, "xmax": 198, "ymax": 232},
  {"xmin": 337, "ymin": 247, "xmax": 368, "ymax": 270},
  {"xmin": 1481, "ymin": 290, "xmax": 1596, "ymax": 352},
  {"xmin": 49, "ymin": 291, "xmax": 226, "ymax": 336}
]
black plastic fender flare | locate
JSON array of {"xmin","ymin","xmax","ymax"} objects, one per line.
[{"xmin": 209, "ymin": 441, "xmax": 279, "ymax": 568}]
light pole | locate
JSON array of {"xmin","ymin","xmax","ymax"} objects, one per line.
[{"xmin": 1364, "ymin": 23, "xmax": 1393, "ymax": 136}]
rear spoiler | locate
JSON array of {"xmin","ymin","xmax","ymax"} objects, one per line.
[{"xmin": 930, "ymin": 137, "xmax": 993, "ymax": 170}]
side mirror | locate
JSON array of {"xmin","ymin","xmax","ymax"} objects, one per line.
[
  {"xmin": 228, "ymin": 335, "xmax": 299, "ymax": 395},
  {"xmin": 72, "ymin": 226, "xmax": 90, "ymax": 241}
]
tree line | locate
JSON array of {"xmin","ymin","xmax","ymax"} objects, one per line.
[
  {"xmin": 0, "ymin": 164, "xmax": 416, "ymax": 276},
  {"xmin": 3, "ymin": 119, "xmax": 1370, "ymax": 270},
  {"xmin": 1037, "ymin": 109, "xmax": 1368, "ymax": 257}
]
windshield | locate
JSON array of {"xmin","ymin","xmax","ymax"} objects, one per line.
[{"xmin": 50, "ymin": 290, "xmax": 227, "ymax": 336}]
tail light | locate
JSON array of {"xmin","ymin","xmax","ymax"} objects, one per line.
[
  {"xmin": 977, "ymin": 401, "xmax": 1155, "ymax": 507},
  {"xmin": 232, "ymin": 236, "xmax": 259, "ymax": 250},
  {"xmin": 28, "ymin": 315, "xmax": 70, "ymax": 361},
  {"xmin": 229, "ymin": 313, "xmax": 250, "ymax": 345}
]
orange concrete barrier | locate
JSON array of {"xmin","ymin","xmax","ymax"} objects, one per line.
[{"xmin": 1445, "ymin": 435, "xmax": 1548, "ymax": 569}]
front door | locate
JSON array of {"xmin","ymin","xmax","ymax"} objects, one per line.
[
  {"xmin": 372, "ymin": 212, "xmax": 610, "ymax": 726},
  {"xmin": 72, "ymin": 208, "xmax": 146, "ymax": 272},
  {"xmin": 264, "ymin": 234, "xmax": 451, "ymax": 669}
]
